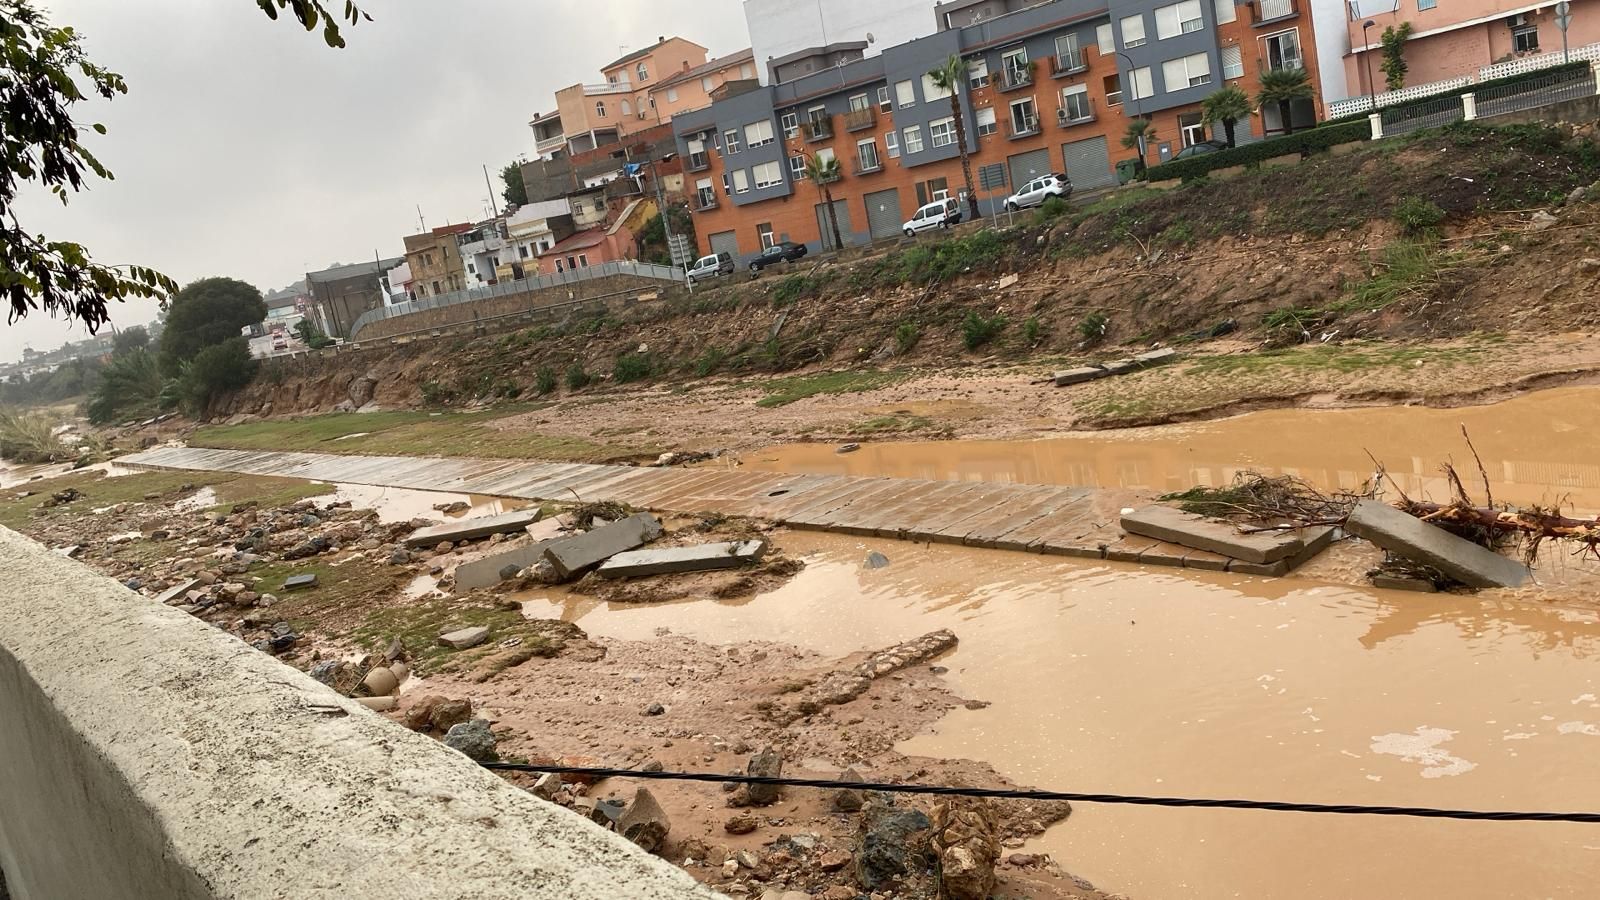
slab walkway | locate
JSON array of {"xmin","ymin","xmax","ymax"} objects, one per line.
[{"xmin": 118, "ymin": 447, "xmax": 1256, "ymax": 571}]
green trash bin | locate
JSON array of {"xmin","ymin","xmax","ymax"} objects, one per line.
[{"xmin": 1115, "ymin": 158, "xmax": 1142, "ymax": 185}]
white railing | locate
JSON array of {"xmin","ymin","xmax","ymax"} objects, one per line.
[
  {"xmin": 1328, "ymin": 75, "xmax": 1470, "ymax": 118},
  {"xmin": 1480, "ymin": 41, "xmax": 1600, "ymax": 80},
  {"xmin": 582, "ymin": 81, "xmax": 634, "ymax": 95}
]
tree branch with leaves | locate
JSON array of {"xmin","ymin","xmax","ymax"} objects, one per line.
[
  {"xmin": 1380, "ymin": 22, "xmax": 1413, "ymax": 92},
  {"xmin": 1201, "ymin": 86, "xmax": 1253, "ymax": 148},
  {"xmin": 927, "ymin": 55, "xmax": 979, "ymax": 222}
]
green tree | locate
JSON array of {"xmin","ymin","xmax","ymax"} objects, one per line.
[
  {"xmin": 926, "ymin": 55, "xmax": 979, "ymax": 222},
  {"xmin": 159, "ymin": 277, "xmax": 267, "ymax": 376},
  {"xmin": 1201, "ymin": 86, "xmax": 1254, "ymax": 148},
  {"xmin": 802, "ymin": 153, "xmax": 845, "ymax": 252},
  {"xmin": 1120, "ymin": 119, "xmax": 1157, "ymax": 173},
  {"xmin": 1257, "ymin": 68, "xmax": 1313, "ymax": 136},
  {"xmin": 177, "ymin": 336, "xmax": 256, "ymax": 415},
  {"xmin": 1380, "ymin": 22, "xmax": 1413, "ymax": 92},
  {"xmin": 86, "ymin": 348, "xmax": 163, "ymax": 424},
  {"xmin": 112, "ymin": 325, "xmax": 150, "ymax": 355},
  {"xmin": 501, "ymin": 161, "xmax": 528, "ymax": 207},
  {"xmin": 294, "ymin": 318, "xmax": 335, "ymax": 349}
]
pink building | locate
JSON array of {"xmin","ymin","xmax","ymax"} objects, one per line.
[{"xmin": 1344, "ymin": 0, "xmax": 1600, "ymax": 98}]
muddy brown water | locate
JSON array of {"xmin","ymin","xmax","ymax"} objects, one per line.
[
  {"xmin": 731, "ymin": 386, "xmax": 1600, "ymax": 515},
  {"xmin": 518, "ymin": 532, "xmax": 1600, "ymax": 899}
]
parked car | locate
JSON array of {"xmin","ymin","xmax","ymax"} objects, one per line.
[
  {"xmin": 748, "ymin": 241, "xmax": 808, "ymax": 273},
  {"xmin": 271, "ymin": 334, "xmax": 288, "ymax": 351},
  {"xmin": 1005, "ymin": 173, "xmax": 1073, "ymax": 210},
  {"xmin": 902, "ymin": 198, "xmax": 962, "ymax": 236},
  {"xmin": 686, "ymin": 251, "xmax": 735, "ymax": 285},
  {"xmin": 1172, "ymin": 140, "xmax": 1229, "ymax": 160}
]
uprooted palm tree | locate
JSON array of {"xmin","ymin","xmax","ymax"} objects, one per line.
[
  {"xmin": 1201, "ymin": 85, "xmax": 1254, "ymax": 148},
  {"xmin": 927, "ymin": 54, "xmax": 979, "ymax": 222},
  {"xmin": 1120, "ymin": 118, "xmax": 1156, "ymax": 173},
  {"xmin": 803, "ymin": 152, "xmax": 845, "ymax": 252},
  {"xmin": 1257, "ymin": 67, "xmax": 1313, "ymax": 136}
]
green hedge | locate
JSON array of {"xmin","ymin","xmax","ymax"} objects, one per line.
[
  {"xmin": 1145, "ymin": 119, "xmax": 1370, "ymax": 182},
  {"xmin": 1321, "ymin": 60, "xmax": 1592, "ymax": 128}
]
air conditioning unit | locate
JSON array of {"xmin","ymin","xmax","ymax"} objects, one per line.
[
  {"xmin": 1507, "ymin": 13, "xmax": 1529, "ymax": 26},
  {"xmin": 1056, "ymin": 108, "xmax": 1069, "ymax": 124}
]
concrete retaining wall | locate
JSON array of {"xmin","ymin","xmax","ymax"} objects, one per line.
[
  {"xmin": 1478, "ymin": 94, "xmax": 1600, "ymax": 126},
  {"xmin": 0, "ymin": 526, "xmax": 714, "ymax": 900}
]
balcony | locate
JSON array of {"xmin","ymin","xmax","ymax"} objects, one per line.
[
  {"xmin": 686, "ymin": 151, "xmax": 710, "ymax": 172},
  {"xmin": 802, "ymin": 116, "xmax": 834, "ymax": 142},
  {"xmin": 844, "ymin": 107, "xmax": 877, "ymax": 132},
  {"xmin": 815, "ymin": 168, "xmax": 842, "ymax": 184},
  {"xmin": 1056, "ymin": 99, "xmax": 1096, "ymax": 127},
  {"xmin": 534, "ymin": 134, "xmax": 565, "ymax": 155},
  {"xmin": 582, "ymin": 80, "xmax": 634, "ymax": 96},
  {"xmin": 1251, "ymin": 0, "xmax": 1297, "ymax": 25},
  {"xmin": 694, "ymin": 194, "xmax": 719, "ymax": 211},
  {"xmin": 852, "ymin": 156, "xmax": 883, "ymax": 175},
  {"xmin": 1051, "ymin": 52, "xmax": 1087, "ymax": 78},
  {"xmin": 1105, "ymin": 90, "xmax": 1123, "ymax": 107},
  {"xmin": 1007, "ymin": 113, "xmax": 1041, "ymax": 139},
  {"xmin": 1000, "ymin": 63, "xmax": 1035, "ymax": 92}
]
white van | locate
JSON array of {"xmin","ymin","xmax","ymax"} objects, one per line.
[{"xmin": 902, "ymin": 198, "xmax": 962, "ymax": 236}]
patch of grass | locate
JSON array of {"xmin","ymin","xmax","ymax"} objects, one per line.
[
  {"xmin": 752, "ymin": 370, "xmax": 904, "ymax": 408},
  {"xmin": 1336, "ymin": 241, "xmax": 1453, "ymax": 314},
  {"xmin": 1186, "ymin": 342, "xmax": 1484, "ymax": 377},
  {"xmin": 535, "ymin": 366, "xmax": 557, "ymax": 396},
  {"xmin": 347, "ymin": 596, "xmax": 560, "ymax": 676},
  {"xmin": 612, "ymin": 352, "xmax": 655, "ymax": 384},
  {"xmin": 900, "ymin": 229, "xmax": 1009, "ymax": 285},
  {"xmin": 694, "ymin": 347, "xmax": 728, "ymax": 377},
  {"xmin": 893, "ymin": 322, "xmax": 921, "ymax": 355},
  {"xmin": 564, "ymin": 363, "xmax": 592, "ymax": 391},
  {"xmin": 848, "ymin": 414, "xmax": 935, "ymax": 435},
  {"xmin": 0, "ymin": 469, "xmax": 227, "ymax": 532},
  {"xmin": 207, "ymin": 475, "xmax": 333, "ymax": 514},
  {"xmin": 1078, "ymin": 311, "xmax": 1108, "ymax": 345},
  {"xmin": 771, "ymin": 272, "xmax": 829, "ymax": 306},
  {"xmin": 962, "ymin": 311, "xmax": 1006, "ymax": 351},
  {"xmin": 1393, "ymin": 196, "xmax": 1445, "ymax": 235},
  {"xmin": 1022, "ymin": 316, "xmax": 1044, "ymax": 344}
]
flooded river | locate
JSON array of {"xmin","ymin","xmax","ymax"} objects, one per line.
[
  {"xmin": 520, "ymin": 533, "xmax": 1600, "ymax": 899},
  {"xmin": 732, "ymin": 386, "xmax": 1600, "ymax": 515}
]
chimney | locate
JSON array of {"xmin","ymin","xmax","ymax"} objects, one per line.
[
  {"xmin": 658, "ymin": 35, "xmax": 665, "ymax": 43},
  {"xmin": 682, "ymin": 60, "xmax": 691, "ymax": 71}
]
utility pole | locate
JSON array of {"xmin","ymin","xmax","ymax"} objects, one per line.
[
  {"xmin": 482, "ymin": 164, "xmax": 501, "ymax": 217},
  {"xmin": 416, "ymin": 205, "xmax": 426, "ymax": 232}
]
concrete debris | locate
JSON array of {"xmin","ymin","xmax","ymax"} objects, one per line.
[
  {"xmin": 281, "ymin": 573, "xmax": 318, "ymax": 590},
  {"xmin": 541, "ymin": 513, "xmax": 663, "ymax": 581},
  {"xmin": 591, "ymin": 798, "xmax": 627, "ymax": 827},
  {"xmin": 153, "ymin": 578, "xmax": 200, "ymax": 605},
  {"xmin": 642, "ymin": 701, "xmax": 666, "ymax": 716},
  {"xmin": 1345, "ymin": 500, "xmax": 1530, "ymax": 589},
  {"xmin": 651, "ymin": 450, "xmax": 717, "ymax": 467},
  {"xmin": 932, "ymin": 798, "xmax": 1001, "ymax": 900},
  {"xmin": 1120, "ymin": 505, "xmax": 1306, "ymax": 565},
  {"xmin": 864, "ymin": 551, "xmax": 891, "ymax": 570},
  {"xmin": 597, "ymin": 539, "xmax": 768, "ymax": 579},
  {"xmin": 1530, "ymin": 209, "xmax": 1559, "ymax": 231},
  {"xmin": 439, "ymin": 626, "xmax": 490, "ymax": 650},
  {"xmin": 453, "ymin": 539, "xmax": 560, "ymax": 591},
  {"xmin": 1052, "ymin": 366, "xmax": 1104, "ymax": 387},
  {"xmin": 442, "ymin": 719, "xmax": 498, "ymax": 762},
  {"xmin": 433, "ymin": 500, "xmax": 470, "ymax": 514},
  {"xmin": 616, "ymin": 787, "xmax": 672, "ymax": 853},
  {"xmin": 1053, "ymin": 346, "xmax": 1178, "ymax": 388},
  {"xmin": 404, "ymin": 509, "xmax": 543, "ymax": 548},
  {"xmin": 1225, "ymin": 526, "xmax": 1337, "ymax": 576},
  {"xmin": 531, "ymin": 772, "xmax": 563, "ymax": 801},
  {"xmin": 361, "ymin": 666, "xmax": 399, "ymax": 697},
  {"xmin": 781, "ymin": 630, "xmax": 958, "ymax": 721},
  {"xmin": 1370, "ymin": 573, "xmax": 1439, "ymax": 593},
  {"xmin": 854, "ymin": 800, "xmax": 933, "ymax": 891}
]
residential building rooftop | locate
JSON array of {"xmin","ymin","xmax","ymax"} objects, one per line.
[
  {"xmin": 602, "ymin": 35, "xmax": 706, "ymax": 73},
  {"xmin": 654, "ymin": 48, "xmax": 757, "ymax": 90}
]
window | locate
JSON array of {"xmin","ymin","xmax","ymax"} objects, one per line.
[
  {"xmin": 745, "ymin": 120, "xmax": 775, "ymax": 147},
  {"xmin": 895, "ymin": 79, "xmax": 916, "ymax": 108},
  {"xmin": 878, "ymin": 85, "xmax": 892, "ymax": 111},
  {"xmin": 885, "ymin": 130, "xmax": 901, "ymax": 158},
  {"xmin": 1129, "ymin": 66, "xmax": 1155, "ymax": 100},
  {"xmin": 789, "ymin": 154, "xmax": 807, "ymax": 178},
  {"xmin": 1513, "ymin": 23, "xmax": 1539, "ymax": 52},
  {"xmin": 578, "ymin": 254, "xmax": 588, "ymax": 267},
  {"xmin": 758, "ymin": 223, "xmax": 775, "ymax": 249},
  {"xmin": 857, "ymin": 138, "xmax": 881, "ymax": 171},
  {"xmin": 1417, "ymin": 0, "xmax": 1436, "ymax": 8},
  {"xmin": 1097, "ymin": 23, "xmax": 1115, "ymax": 55},
  {"xmin": 723, "ymin": 128, "xmax": 741, "ymax": 154},
  {"xmin": 621, "ymin": 99, "xmax": 632, "ymax": 116},
  {"xmin": 566, "ymin": 257, "xmax": 577, "ymax": 270},
  {"xmin": 1001, "ymin": 47, "xmax": 1029, "ymax": 85},
  {"xmin": 741, "ymin": 63, "xmax": 754, "ymax": 79},
  {"xmin": 1263, "ymin": 29, "xmax": 1303, "ymax": 71},
  {"xmin": 518, "ymin": 245, "xmax": 530, "ymax": 259},
  {"xmin": 753, "ymin": 160, "xmax": 782, "ymax": 188},
  {"xmin": 969, "ymin": 58, "xmax": 990, "ymax": 88},
  {"xmin": 667, "ymin": 87, "xmax": 679, "ymax": 102},
  {"xmin": 1179, "ymin": 112, "xmax": 1207, "ymax": 147},
  {"xmin": 776, "ymin": 113, "xmax": 796, "ymax": 140},
  {"xmin": 1155, "ymin": 1, "xmax": 1204, "ymax": 40},
  {"xmin": 807, "ymin": 105, "xmax": 828, "ymax": 130},
  {"xmin": 816, "ymin": 147, "xmax": 836, "ymax": 167},
  {"xmin": 1214, "ymin": 0, "xmax": 1237, "ymax": 25},
  {"xmin": 1221, "ymin": 45, "xmax": 1244, "ymax": 79},
  {"xmin": 1161, "ymin": 52, "xmax": 1212, "ymax": 89},
  {"xmin": 607, "ymin": 74, "xmax": 618, "ymax": 84},
  {"xmin": 596, "ymin": 100, "xmax": 607, "ymax": 117},
  {"xmin": 849, "ymin": 93, "xmax": 870, "ymax": 111},
  {"xmin": 702, "ymin": 75, "xmax": 715, "ymax": 92},
  {"xmin": 976, "ymin": 106, "xmax": 997, "ymax": 136},
  {"xmin": 1009, "ymin": 97, "xmax": 1038, "ymax": 133},
  {"xmin": 922, "ymin": 73, "xmax": 953, "ymax": 102},
  {"xmin": 915, "ymin": 177, "xmax": 949, "ymax": 207},
  {"xmin": 1121, "ymin": 15, "xmax": 1146, "ymax": 48},
  {"xmin": 902, "ymin": 124, "xmax": 924, "ymax": 153},
  {"xmin": 637, "ymin": 62, "xmax": 649, "ymax": 81},
  {"xmin": 1056, "ymin": 33, "xmax": 1084, "ymax": 71},
  {"xmin": 1061, "ymin": 84, "xmax": 1091, "ymax": 121},
  {"xmin": 731, "ymin": 169, "xmax": 750, "ymax": 193},
  {"xmin": 930, "ymin": 117, "xmax": 956, "ymax": 147}
]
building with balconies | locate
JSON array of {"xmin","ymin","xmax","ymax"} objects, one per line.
[{"xmin": 529, "ymin": 111, "xmax": 565, "ymax": 160}]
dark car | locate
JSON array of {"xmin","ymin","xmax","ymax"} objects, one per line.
[
  {"xmin": 1172, "ymin": 140, "xmax": 1229, "ymax": 160},
  {"xmin": 748, "ymin": 241, "xmax": 808, "ymax": 273}
]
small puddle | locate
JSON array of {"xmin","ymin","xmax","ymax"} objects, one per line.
[
  {"xmin": 514, "ymin": 530, "xmax": 1600, "ymax": 899},
  {"xmin": 324, "ymin": 483, "xmax": 531, "ymax": 524},
  {"xmin": 731, "ymin": 386, "xmax": 1600, "ymax": 515}
]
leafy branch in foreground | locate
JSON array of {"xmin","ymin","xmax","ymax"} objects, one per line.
[{"xmin": 254, "ymin": 0, "xmax": 370, "ymax": 48}]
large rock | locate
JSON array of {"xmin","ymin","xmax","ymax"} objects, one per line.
[
  {"xmin": 931, "ymin": 798, "xmax": 1000, "ymax": 900},
  {"xmin": 430, "ymin": 698, "xmax": 473, "ymax": 732},
  {"xmin": 442, "ymin": 719, "xmax": 498, "ymax": 762},
  {"xmin": 745, "ymin": 746, "xmax": 783, "ymax": 805},
  {"xmin": 348, "ymin": 374, "xmax": 379, "ymax": 408},
  {"xmin": 854, "ymin": 800, "xmax": 932, "ymax": 890},
  {"xmin": 542, "ymin": 513, "xmax": 663, "ymax": 581},
  {"xmin": 439, "ymin": 626, "xmax": 489, "ymax": 650},
  {"xmin": 833, "ymin": 767, "xmax": 865, "ymax": 812},
  {"xmin": 616, "ymin": 787, "xmax": 671, "ymax": 853},
  {"xmin": 1345, "ymin": 500, "xmax": 1530, "ymax": 589}
]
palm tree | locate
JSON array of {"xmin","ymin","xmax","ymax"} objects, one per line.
[
  {"xmin": 802, "ymin": 152, "xmax": 845, "ymax": 252},
  {"xmin": 1201, "ymin": 85, "xmax": 1254, "ymax": 148},
  {"xmin": 1256, "ymin": 67, "xmax": 1313, "ymax": 136},
  {"xmin": 927, "ymin": 54, "xmax": 979, "ymax": 222},
  {"xmin": 1120, "ymin": 118, "xmax": 1156, "ymax": 174}
]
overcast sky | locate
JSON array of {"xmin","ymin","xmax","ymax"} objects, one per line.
[{"xmin": 4, "ymin": 0, "xmax": 750, "ymax": 363}]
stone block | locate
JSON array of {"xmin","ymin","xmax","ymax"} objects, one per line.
[
  {"xmin": 1226, "ymin": 526, "xmax": 1335, "ymax": 576},
  {"xmin": 1133, "ymin": 347, "xmax": 1178, "ymax": 367},
  {"xmin": 1101, "ymin": 359, "xmax": 1138, "ymax": 375},
  {"xmin": 282, "ymin": 574, "xmax": 317, "ymax": 591},
  {"xmin": 404, "ymin": 509, "xmax": 544, "ymax": 548},
  {"xmin": 153, "ymin": 578, "xmax": 200, "ymax": 605},
  {"xmin": 1344, "ymin": 501, "xmax": 1529, "ymax": 589},
  {"xmin": 597, "ymin": 540, "xmax": 767, "ymax": 579},
  {"xmin": 439, "ymin": 626, "xmax": 489, "ymax": 650},
  {"xmin": 1121, "ymin": 505, "xmax": 1304, "ymax": 564},
  {"xmin": 1052, "ymin": 366, "xmax": 1105, "ymax": 387},
  {"xmin": 542, "ymin": 513, "xmax": 663, "ymax": 581},
  {"xmin": 454, "ymin": 542, "xmax": 557, "ymax": 592},
  {"xmin": 616, "ymin": 787, "xmax": 671, "ymax": 853}
]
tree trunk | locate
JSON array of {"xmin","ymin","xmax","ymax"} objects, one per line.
[
  {"xmin": 822, "ymin": 185, "xmax": 844, "ymax": 252},
  {"xmin": 1223, "ymin": 117, "xmax": 1237, "ymax": 148},
  {"xmin": 951, "ymin": 94, "xmax": 978, "ymax": 221},
  {"xmin": 1278, "ymin": 100, "xmax": 1294, "ymax": 136}
]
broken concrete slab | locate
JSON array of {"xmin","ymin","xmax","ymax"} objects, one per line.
[
  {"xmin": 453, "ymin": 541, "xmax": 559, "ymax": 592},
  {"xmin": 404, "ymin": 509, "xmax": 544, "ymax": 548},
  {"xmin": 1133, "ymin": 347, "xmax": 1178, "ymax": 366},
  {"xmin": 282, "ymin": 573, "xmax": 318, "ymax": 591},
  {"xmin": 1371, "ymin": 574, "xmax": 1439, "ymax": 593},
  {"xmin": 1226, "ymin": 526, "xmax": 1336, "ymax": 576},
  {"xmin": 616, "ymin": 787, "xmax": 671, "ymax": 853},
  {"xmin": 597, "ymin": 539, "xmax": 767, "ymax": 579},
  {"xmin": 1121, "ymin": 505, "xmax": 1304, "ymax": 564},
  {"xmin": 153, "ymin": 578, "xmax": 200, "ymax": 605},
  {"xmin": 1345, "ymin": 501, "xmax": 1529, "ymax": 589},
  {"xmin": 439, "ymin": 626, "xmax": 490, "ymax": 650},
  {"xmin": 1052, "ymin": 366, "xmax": 1105, "ymax": 387},
  {"xmin": 542, "ymin": 513, "xmax": 663, "ymax": 581},
  {"xmin": 1101, "ymin": 358, "xmax": 1138, "ymax": 375}
]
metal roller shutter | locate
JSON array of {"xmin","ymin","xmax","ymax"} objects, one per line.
[
  {"xmin": 815, "ymin": 200, "xmax": 853, "ymax": 251},
  {"xmin": 1061, "ymin": 136, "xmax": 1114, "ymax": 190},
  {"xmin": 1006, "ymin": 148, "xmax": 1052, "ymax": 192},
  {"xmin": 708, "ymin": 230, "xmax": 740, "ymax": 261},
  {"xmin": 864, "ymin": 188, "xmax": 903, "ymax": 241}
]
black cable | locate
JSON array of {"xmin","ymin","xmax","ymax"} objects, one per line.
[{"xmin": 480, "ymin": 763, "xmax": 1600, "ymax": 823}]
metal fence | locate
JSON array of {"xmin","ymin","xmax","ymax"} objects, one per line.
[
  {"xmin": 347, "ymin": 259, "xmax": 684, "ymax": 337},
  {"xmin": 1381, "ymin": 93, "xmax": 1465, "ymax": 136},
  {"xmin": 1475, "ymin": 66, "xmax": 1598, "ymax": 119}
]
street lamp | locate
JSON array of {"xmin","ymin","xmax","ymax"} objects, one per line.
[
  {"xmin": 1115, "ymin": 51, "xmax": 1148, "ymax": 173},
  {"xmin": 1361, "ymin": 20, "xmax": 1377, "ymax": 112}
]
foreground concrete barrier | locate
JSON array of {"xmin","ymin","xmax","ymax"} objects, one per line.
[{"xmin": 0, "ymin": 527, "xmax": 715, "ymax": 900}]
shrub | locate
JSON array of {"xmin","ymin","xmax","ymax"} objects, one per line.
[
  {"xmin": 1078, "ymin": 311, "xmax": 1109, "ymax": 345},
  {"xmin": 1145, "ymin": 118, "xmax": 1370, "ymax": 182},
  {"xmin": 962, "ymin": 311, "xmax": 1006, "ymax": 351},
  {"xmin": 1393, "ymin": 196, "xmax": 1445, "ymax": 234},
  {"xmin": 613, "ymin": 353, "xmax": 654, "ymax": 383},
  {"xmin": 1040, "ymin": 196, "xmax": 1070, "ymax": 219},
  {"xmin": 535, "ymin": 366, "xmax": 557, "ymax": 395},
  {"xmin": 177, "ymin": 337, "xmax": 257, "ymax": 416},
  {"xmin": 87, "ymin": 348, "xmax": 164, "ymax": 425},
  {"xmin": 565, "ymin": 363, "xmax": 592, "ymax": 390},
  {"xmin": 901, "ymin": 230, "xmax": 1008, "ymax": 285},
  {"xmin": 0, "ymin": 408, "xmax": 70, "ymax": 463},
  {"xmin": 1023, "ymin": 316, "xmax": 1044, "ymax": 344},
  {"xmin": 693, "ymin": 348, "xmax": 727, "ymax": 377},
  {"xmin": 419, "ymin": 380, "xmax": 455, "ymax": 406},
  {"xmin": 771, "ymin": 273, "xmax": 824, "ymax": 306},
  {"xmin": 893, "ymin": 322, "xmax": 921, "ymax": 355}
]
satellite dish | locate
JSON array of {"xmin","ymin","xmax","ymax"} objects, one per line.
[{"xmin": 866, "ymin": 32, "xmax": 875, "ymax": 44}]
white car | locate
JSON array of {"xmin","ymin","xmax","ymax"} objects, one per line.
[
  {"xmin": 1005, "ymin": 173, "xmax": 1073, "ymax": 210},
  {"xmin": 902, "ymin": 198, "xmax": 962, "ymax": 236}
]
